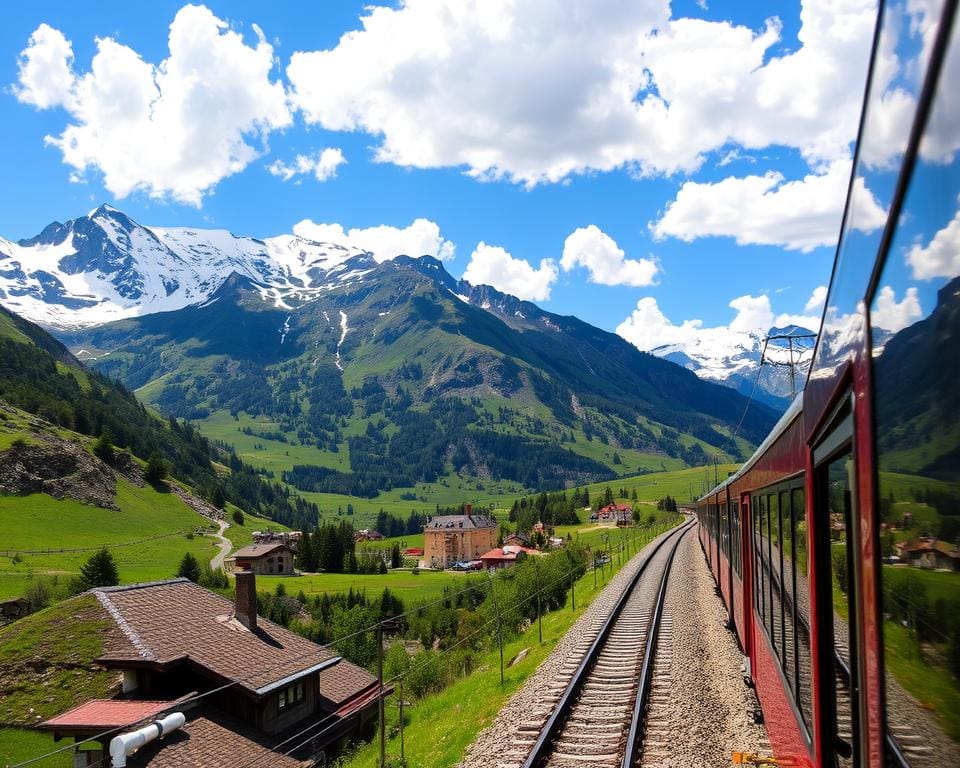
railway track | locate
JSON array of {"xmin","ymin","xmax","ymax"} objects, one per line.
[{"xmin": 520, "ymin": 522, "xmax": 692, "ymax": 768}]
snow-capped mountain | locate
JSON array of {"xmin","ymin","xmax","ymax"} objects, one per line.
[
  {"xmin": 0, "ymin": 205, "xmax": 372, "ymax": 328},
  {"xmin": 651, "ymin": 325, "xmax": 817, "ymax": 410}
]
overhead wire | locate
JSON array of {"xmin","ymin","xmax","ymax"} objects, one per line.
[{"xmin": 15, "ymin": 524, "xmax": 669, "ymax": 768}]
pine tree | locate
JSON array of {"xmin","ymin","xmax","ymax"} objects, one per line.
[
  {"xmin": 145, "ymin": 451, "xmax": 169, "ymax": 484},
  {"xmin": 177, "ymin": 552, "xmax": 202, "ymax": 582},
  {"xmin": 93, "ymin": 432, "xmax": 115, "ymax": 464},
  {"xmin": 79, "ymin": 547, "xmax": 120, "ymax": 589}
]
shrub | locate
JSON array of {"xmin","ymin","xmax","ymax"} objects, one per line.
[{"xmin": 232, "ymin": 509, "xmax": 245, "ymax": 526}]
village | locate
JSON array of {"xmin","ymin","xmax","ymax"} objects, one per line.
[{"xmin": 0, "ymin": 492, "xmax": 681, "ymax": 768}]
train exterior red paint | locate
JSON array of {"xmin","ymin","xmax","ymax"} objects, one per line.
[{"xmin": 696, "ymin": 3, "xmax": 959, "ymax": 766}]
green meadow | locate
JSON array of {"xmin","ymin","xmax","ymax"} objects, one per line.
[{"xmin": 0, "ymin": 480, "xmax": 218, "ymax": 599}]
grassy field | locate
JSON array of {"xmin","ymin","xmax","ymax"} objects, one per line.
[
  {"xmin": 0, "ymin": 480, "xmax": 219, "ymax": 599},
  {"xmin": 883, "ymin": 616, "xmax": 960, "ymax": 742},
  {"xmin": 254, "ymin": 570, "xmax": 470, "ymax": 603},
  {"xmin": 192, "ymin": 408, "xmax": 735, "ymax": 529},
  {"xmin": 339, "ymin": 518, "xmax": 683, "ymax": 768}
]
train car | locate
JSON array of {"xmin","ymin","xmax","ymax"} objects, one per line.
[{"xmin": 696, "ymin": 2, "xmax": 959, "ymax": 766}]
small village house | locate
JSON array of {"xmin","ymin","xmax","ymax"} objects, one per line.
[
  {"xmin": 422, "ymin": 505, "xmax": 497, "ymax": 569},
  {"xmin": 354, "ymin": 529, "xmax": 385, "ymax": 543},
  {"xmin": 40, "ymin": 572, "xmax": 384, "ymax": 766},
  {"xmin": 895, "ymin": 537, "xmax": 960, "ymax": 570},
  {"xmin": 479, "ymin": 544, "xmax": 540, "ymax": 570},
  {"xmin": 226, "ymin": 543, "xmax": 296, "ymax": 575}
]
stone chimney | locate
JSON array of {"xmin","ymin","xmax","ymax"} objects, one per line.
[
  {"xmin": 235, "ymin": 569, "xmax": 257, "ymax": 631},
  {"xmin": 465, "ymin": 503, "xmax": 472, "ymax": 519}
]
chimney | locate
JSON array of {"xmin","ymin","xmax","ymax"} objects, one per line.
[
  {"xmin": 235, "ymin": 569, "xmax": 257, "ymax": 631},
  {"xmin": 465, "ymin": 503, "xmax": 472, "ymax": 519}
]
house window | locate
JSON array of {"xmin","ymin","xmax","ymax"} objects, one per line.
[{"xmin": 278, "ymin": 681, "xmax": 305, "ymax": 711}]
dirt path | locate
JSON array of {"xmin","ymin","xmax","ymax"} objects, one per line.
[{"xmin": 208, "ymin": 520, "xmax": 232, "ymax": 570}]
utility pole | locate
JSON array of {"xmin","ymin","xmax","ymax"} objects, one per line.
[
  {"xmin": 760, "ymin": 332, "xmax": 816, "ymax": 400},
  {"xmin": 534, "ymin": 558, "xmax": 543, "ymax": 644},
  {"xmin": 399, "ymin": 678, "xmax": 406, "ymax": 767},
  {"xmin": 377, "ymin": 623, "xmax": 385, "ymax": 768},
  {"xmin": 488, "ymin": 570, "xmax": 504, "ymax": 684}
]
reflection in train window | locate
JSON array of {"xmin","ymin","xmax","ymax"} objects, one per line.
[
  {"xmin": 820, "ymin": 450, "xmax": 860, "ymax": 768},
  {"xmin": 868, "ymin": 7, "xmax": 960, "ymax": 763}
]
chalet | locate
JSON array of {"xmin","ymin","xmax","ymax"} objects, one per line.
[
  {"xmin": 590, "ymin": 504, "xmax": 632, "ymax": 524},
  {"xmin": 227, "ymin": 543, "xmax": 296, "ymax": 575},
  {"xmin": 479, "ymin": 544, "xmax": 540, "ymax": 570},
  {"xmin": 40, "ymin": 573, "xmax": 384, "ymax": 767},
  {"xmin": 251, "ymin": 530, "xmax": 302, "ymax": 549},
  {"xmin": 354, "ymin": 529, "xmax": 385, "ymax": 543},
  {"xmin": 503, "ymin": 532, "xmax": 532, "ymax": 548},
  {"xmin": 896, "ymin": 538, "xmax": 960, "ymax": 570},
  {"xmin": 423, "ymin": 505, "xmax": 498, "ymax": 569}
]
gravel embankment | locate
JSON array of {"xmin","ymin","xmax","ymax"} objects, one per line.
[{"xmin": 640, "ymin": 531, "xmax": 768, "ymax": 766}]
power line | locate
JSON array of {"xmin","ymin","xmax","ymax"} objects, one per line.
[{"xmin": 15, "ymin": 524, "xmax": 671, "ymax": 768}]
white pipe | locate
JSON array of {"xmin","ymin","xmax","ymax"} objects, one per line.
[{"xmin": 109, "ymin": 712, "xmax": 186, "ymax": 767}]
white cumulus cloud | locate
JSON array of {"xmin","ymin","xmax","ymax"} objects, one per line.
[
  {"xmin": 872, "ymin": 285, "xmax": 922, "ymax": 332},
  {"xmin": 617, "ymin": 293, "xmax": 821, "ymax": 355},
  {"xmin": 804, "ymin": 285, "xmax": 828, "ymax": 313},
  {"xmin": 560, "ymin": 225, "xmax": 657, "ymax": 287},
  {"xmin": 461, "ymin": 242, "xmax": 558, "ymax": 301},
  {"xmin": 286, "ymin": 0, "xmax": 878, "ymax": 185},
  {"xmin": 13, "ymin": 23, "xmax": 76, "ymax": 109},
  {"xmin": 651, "ymin": 160, "xmax": 887, "ymax": 252},
  {"xmin": 267, "ymin": 148, "xmax": 346, "ymax": 182},
  {"xmin": 292, "ymin": 218, "xmax": 455, "ymax": 262},
  {"xmin": 907, "ymin": 205, "xmax": 960, "ymax": 280},
  {"xmin": 13, "ymin": 5, "xmax": 292, "ymax": 205}
]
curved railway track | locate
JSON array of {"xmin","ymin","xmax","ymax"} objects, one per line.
[{"xmin": 521, "ymin": 521, "xmax": 692, "ymax": 768}]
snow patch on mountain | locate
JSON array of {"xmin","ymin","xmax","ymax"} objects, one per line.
[
  {"xmin": 0, "ymin": 206, "xmax": 371, "ymax": 328},
  {"xmin": 650, "ymin": 325, "xmax": 815, "ymax": 409}
]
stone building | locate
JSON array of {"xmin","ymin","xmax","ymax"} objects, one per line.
[{"xmin": 422, "ymin": 505, "xmax": 497, "ymax": 569}]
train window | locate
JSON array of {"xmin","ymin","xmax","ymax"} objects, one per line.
[
  {"xmin": 792, "ymin": 486, "xmax": 813, "ymax": 731},
  {"xmin": 816, "ymin": 446, "xmax": 861, "ymax": 768},
  {"xmin": 731, "ymin": 500, "xmax": 741, "ymax": 577},
  {"xmin": 867, "ymin": 5, "xmax": 960, "ymax": 762},
  {"xmin": 779, "ymin": 490, "xmax": 793, "ymax": 689},
  {"xmin": 766, "ymin": 494, "xmax": 777, "ymax": 645}
]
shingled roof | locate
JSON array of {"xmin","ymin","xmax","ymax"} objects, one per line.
[
  {"xmin": 92, "ymin": 579, "xmax": 337, "ymax": 695},
  {"xmin": 425, "ymin": 514, "xmax": 497, "ymax": 530},
  {"xmin": 232, "ymin": 543, "xmax": 294, "ymax": 558},
  {"xmin": 127, "ymin": 711, "xmax": 308, "ymax": 768}
]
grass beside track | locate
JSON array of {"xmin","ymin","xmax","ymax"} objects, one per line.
[{"xmin": 338, "ymin": 518, "xmax": 683, "ymax": 768}]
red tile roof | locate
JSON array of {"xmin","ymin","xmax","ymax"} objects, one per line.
[
  {"xmin": 40, "ymin": 699, "xmax": 176, "ymax": 731},
  {"xmin": 92, "ymin": 579, "xmax": 337, "ymax": 694}
]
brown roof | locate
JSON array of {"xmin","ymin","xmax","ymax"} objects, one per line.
[
  {"xmin": 425, "ymin": 514, "xmax": 497, "ymax": 530},
  {"xmin": 232, "ymin": 543, "xmax": 295, "ymax": 558},
  {"xmin": 128, "ymin": 711, "xmax": 307, "ymax": 768},
  {"xmin": 40, "ymin": 699, "xmax": 176, "ymax": 731},
  {"xmin": 317, "ymin": 659, "xmax": 377, "ymax": 705},
  {"xmin": 93, "ymin": 579, "xmax": 336, "ymax": 694}
]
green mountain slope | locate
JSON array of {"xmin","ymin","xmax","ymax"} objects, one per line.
[
  {"xmin": 0, "ymin": 304, "xmax": 317, "ymax": 528},
  {"xmin": 63, "ymin": 257, "xmax": 775, "ymax": 501}
]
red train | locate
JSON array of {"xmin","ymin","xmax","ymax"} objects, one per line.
[{"xmin": 696, "ymin": 3, "xmax": 959, "ymax": 767}]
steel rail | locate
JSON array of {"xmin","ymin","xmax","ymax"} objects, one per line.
[
  {"xmin": 621, "ymin": 524, "xmax": 690, "ymax": 767},
  {"xmin": 521, "ymin": 520, "xmax": 693, "ymax": 768}
]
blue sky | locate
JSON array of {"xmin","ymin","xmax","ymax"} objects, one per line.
[{"xmin": 2, "ymin": 0, "xmax": 932, "ymax": 348}]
